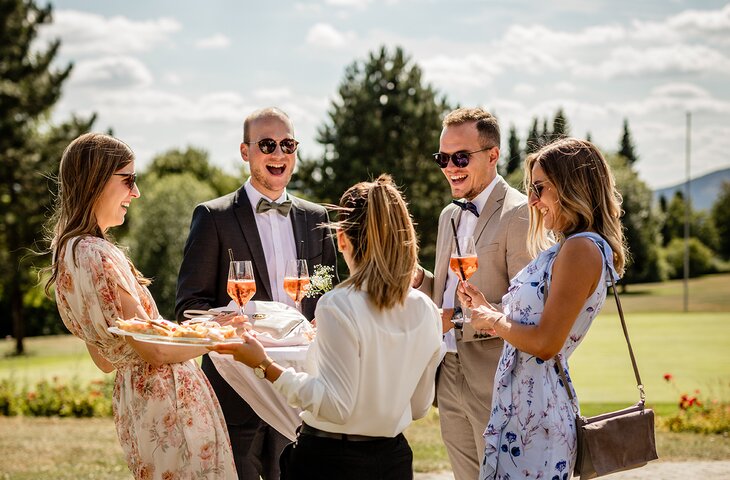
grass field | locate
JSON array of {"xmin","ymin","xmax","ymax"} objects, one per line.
[{"xmin": 1, "ymin": 273, "xmax": 728, "ymax": 477}]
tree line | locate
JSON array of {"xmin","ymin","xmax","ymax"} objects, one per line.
[{"xmin": 2, "ymin": 1, "xmax": 728, "ymax": 354}]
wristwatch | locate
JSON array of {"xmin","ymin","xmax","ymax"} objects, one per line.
[{"xmin": 253, "ymin": 357, "xmax": 274, "ymax": 379}]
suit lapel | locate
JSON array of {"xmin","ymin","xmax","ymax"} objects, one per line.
[
  {"xmin": 233, "ymin": 188, "xmax": 272, "ymax": 300},
  {"xmin": 289, "ymin": 196, "xmax": 308, "ymax": 259},
  {"xmin": 473, "ymin": 179, "xmax": 507, "ymax": 244},
  {"xmin": 434, "ymin": 206, "xmax": 462, "ymax": 306}
]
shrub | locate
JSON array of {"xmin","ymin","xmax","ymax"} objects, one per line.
[
  {"xmin": 660, "ymin": 373, "xmax": 730, "ymax": 435},
  {"xmin": 1, "ymin": 377, "xmax": 113, "ymax": 417},
  {"xmin": 664, "ymin": 237, "xmax": 717, "ymax": 279}
]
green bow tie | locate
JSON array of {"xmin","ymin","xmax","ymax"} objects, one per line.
[{"xmin": 256, "ymin": 198, "xmax": 292, "ymax": 216}]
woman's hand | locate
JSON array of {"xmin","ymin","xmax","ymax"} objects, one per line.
[
  {"xmin": 456, "ymin": 281, "xmax": 491, "ymax": 310},
  {"xmin": 470, "ymin": 305, "xmax": 502, "ymax": 334},
  {"xmin": 208, "ymin": 331, "xmax": 266, "ymax": 368},
  {"xmin": 216, "ymin": 313, "xmax": 253, "ymax": 335}
]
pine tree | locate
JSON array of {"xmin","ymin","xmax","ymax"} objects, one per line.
[
  {"xmin": 551, "ymin": 108, "xmax": 570, "ymax": 139},
  {"xmin": 525, "ymin": 118, "xmax": 540, "ymax": 154},
  {"xmin": 0, "ymin": 0, "xmax": 93, "ymax": 353},
  {"xmin": 292, "ymin": 46, "xmax": 452, "ymax": 268},
  {"xmin": 619, "ymin": 118, "xmax": 639, "ymax": 165},
  {"xmin": 505, "ymin": 125, "xmax": 522, "ymax": 176}
]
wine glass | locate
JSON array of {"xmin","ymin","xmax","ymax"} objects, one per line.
[
  {"xmin": 227, "ymin": 261, "xmax": 256, "ymax": 315},
  {"xmin": 450, "ymin": 236, "xmax": 479, "ymax": 321},
  {"xmin": 284, "ymin": 259, "xmax": 310, "ymax": 312}
]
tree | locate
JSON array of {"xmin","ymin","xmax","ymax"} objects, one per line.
[
  {"xmin": 292, "ymin": 46, "xmax": 452, "ymax": 268},
  {"xmin": 618, "ymin": 118, "xmax": 639, "ymax": 165},
  {"xmin": 504, "ymin": 125, "xmax": 522, "ymax": 176},
  {"xmin": 525, "ymin": 118, "xmax": 540, "ymax": 154},
  {"xmin": 662, "ymin": 191, "xmax": 719, "ymax": 252},
  {"xmin": 0, "ymin": 0, "xmax": 93, "ymax": 353},
  {"xmin": 146, "ymin": 146, "xmax": 242, "ymax": 197},
  {"xmin": 551, "ymin": 108, "xmax": 570, "ymax": 139},
  {"xmin": 127, "ymin": 174, "xmax": 216, "ymax": 318},
  {"xmin": 711, "ymin": 181, "xmax": 730, "ymax": 260},
  {"xmin": 607, "ymin": 154, "xmax": 667, "ymax": 285}
]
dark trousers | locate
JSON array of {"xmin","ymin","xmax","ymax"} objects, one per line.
[{"xmin": 280, "ymin": 431, "xmax": 413, "ymax": 480}]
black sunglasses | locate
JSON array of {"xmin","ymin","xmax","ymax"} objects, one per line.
[
  {"xmin": 529, "ymin": 181, "xmax": 547, "ymax": 199},
  {"xmin": 245, "ymin": 138, "xmax": 299, "ymax": 155},
  {"xmin": 113, "ymin": 172, "xmax": 137, "ymax": 190},
  {"xmin": 432, "ymin": 146, "xmax": 495, "ymax": 168}
]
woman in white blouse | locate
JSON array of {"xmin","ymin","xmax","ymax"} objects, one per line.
[{"xmin": 212, "ymin": 174, "xmax": 443, "ymax": 480}]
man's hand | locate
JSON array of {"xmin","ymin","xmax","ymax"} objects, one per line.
[
  {"xmin": 440, "ymin": 308, "xmax": 455, "ymax": 334},
  {"xmin": 411, "ymin": 265, "xmax": 425, "ymax": 288}
]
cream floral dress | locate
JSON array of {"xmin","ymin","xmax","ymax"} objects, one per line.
[
  {"xmin": 480, "ymin": 232, "xmax": 619, "ymax": 480},
  {"xmin": 55, "ymin": 236, "xmax": 236, "ymax": 480}
]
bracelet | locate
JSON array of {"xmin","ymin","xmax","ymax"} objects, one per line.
[{"xmin": 490, "ymin": 314, "xmax": 504, "ymax": 330}]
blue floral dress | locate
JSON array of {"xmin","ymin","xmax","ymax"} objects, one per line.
[{"xmin": 480, "ymin": 232, "xmax": 619, "ymax": 480}]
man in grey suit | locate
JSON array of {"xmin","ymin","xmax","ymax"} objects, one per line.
[
  {"xmin": 414, "ymin": 107, "xmax": 531, "ymax": 480},
  {"xmin": 176, "ymin": 107, "xmax": 338, "ymax": 480}
]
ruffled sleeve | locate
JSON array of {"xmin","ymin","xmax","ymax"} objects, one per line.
[{"xmin": 61, "ymin": 237, "xmax": 143, "ymax": 344}]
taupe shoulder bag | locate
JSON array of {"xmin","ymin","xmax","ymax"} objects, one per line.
[{"xmin": 554, "ymin": 251, "xmax": 659, "ymax": 478}]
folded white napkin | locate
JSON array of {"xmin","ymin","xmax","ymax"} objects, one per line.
[{"xmin": 219, "ymin": 300, "xmax": 315, "ymax": 347}]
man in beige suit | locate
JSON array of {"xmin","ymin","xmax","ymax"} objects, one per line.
[{"xmin": 415, "ymin": 107, "xmax": 531, "ymax": 480}]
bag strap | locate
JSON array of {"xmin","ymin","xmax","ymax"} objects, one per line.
[{"xmin": 552, "ymin": 238, "xmax": 646, "ymax": 410}]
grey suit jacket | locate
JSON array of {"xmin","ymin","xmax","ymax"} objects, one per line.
[{"xmin": 423, "ymin": 177, "xmax": 531, "ymax": 404}]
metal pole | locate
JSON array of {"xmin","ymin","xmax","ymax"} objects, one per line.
[{"xmin": 683, "ymin": 111, "xmax": 691, "ymax": 312}]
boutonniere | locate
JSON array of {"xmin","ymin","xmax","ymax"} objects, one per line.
[{"xmin": 305, "ymin": 264, "xmax": 335, "ymax": 298}]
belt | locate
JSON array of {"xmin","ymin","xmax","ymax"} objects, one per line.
[{"xmin": 299, "ymin": 423, "xmax": 390, "ymax": 442}]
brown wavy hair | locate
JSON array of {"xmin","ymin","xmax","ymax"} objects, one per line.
[
  {"xmin": 45, "ymin": 132, "xmax": 148, "ymax": 295},
  {"xmin": 336, "ymin": 174, "xmax": 418, "ymax": 310},
  {"xmin": 524, "ymin": 138, "xmax": 626, "ymax": 275}
]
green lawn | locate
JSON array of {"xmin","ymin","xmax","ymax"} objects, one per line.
[
  {"xmin": 571, "ymin": 311, "xmax": 730, "ymax": 405},
  {"xmin": 1, "ymin": 273, "xmax": 728, "ymax": 476}
]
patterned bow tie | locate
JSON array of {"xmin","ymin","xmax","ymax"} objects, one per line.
[
  {"xmin": 451, "ymin": 200, "xmax": 479, "ymax": 217},
  {"xmin": 256, "ymin": 198, "xmax": 292, "ymax": 216}
]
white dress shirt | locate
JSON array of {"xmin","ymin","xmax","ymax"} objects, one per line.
[
  {"xmin": 443, "ymin": 175, "xmax": 500, "ymax": 352},
  {"xmin": 244, "ymin": 180, "xmax": 297, "ymax": 307},
  {"xmin": 273, "ymin": 286, "xmax": 443, "ymax": 437}
]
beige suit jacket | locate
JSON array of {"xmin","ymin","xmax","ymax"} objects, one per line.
[{"xmin": 422, "ymin": 176, "xmax": 531, "ymax": 405}]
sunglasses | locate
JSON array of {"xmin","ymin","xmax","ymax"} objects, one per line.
[
  {"xmin": 529, "ymin": 181, "xmax": 547, "ymax": 199},
  {"xmin": 246, "ymin": 138, "xmax": 299, "ymax": 155},
  {"xmin": 113, "ymin": 172, "xmax": 137, "ymax": 190},
  {"xmin": 432, "ymin": 146, "xmax": 496, "ymax": 168}
]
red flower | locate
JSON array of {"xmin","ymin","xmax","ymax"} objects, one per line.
[{"xmin": 663, "ymin": 373, "xmax": 673, "ymax": 382}]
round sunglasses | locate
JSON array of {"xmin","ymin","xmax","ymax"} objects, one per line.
[
  {"xmin": 113, "ymin": 172, "xmax": 137, "ymax": 190},
  {"xmin": 245, "ymin": 138, "xmax": 299, "ymax": 155},
  {"xmin": 432, "ymin": 145, "xmax": 496, "ymax": 168},
  {"xmin": 529, "ymin": 181, "xmax": 548, "ymax": 199}
]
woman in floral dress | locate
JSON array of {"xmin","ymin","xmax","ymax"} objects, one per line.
[
  {"xmin": 46, "ymin": 133, "xmax": 236, "ymax": 480},
  {"xmin": 457, "ymin": 138, "xmax": 627, "ymax": 480}
]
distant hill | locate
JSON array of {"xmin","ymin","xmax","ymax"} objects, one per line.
[{"xmin": 653, "ymin": 167, "xmax": 730, "ymax": 211}]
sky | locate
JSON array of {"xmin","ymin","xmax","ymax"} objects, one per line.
[{"xmin": 38, "ymin": 0, "xmax": 730, "ymax": 190}]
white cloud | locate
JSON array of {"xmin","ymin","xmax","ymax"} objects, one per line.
[
  {"xmin": 70, "ymin": 56, "xmax": 153, "ymax": 88},
  {"xmin": 650, "ymin": 83, "xmax": 709, "ymax": 99},
  {"xmin": 555, "ymin": 82, "xmax": 577, "ymax": 93},
  {"xmin": 39, "ymin": 10, "xmax": 181, "ymax": 55},
  {"xmin": 163, "ymin": 73, "xmax": 182, "ymax": 86},
  {"xmin": 195, "ymin": 34, "xmax": 231, "ymax": 49},
  {"xmin": 608, "ymin": 85, "xmax": 730, "ymax": 116},
  {"xmin": 325, "ymin": 0, "xmax": 372, "ymax": 8},
  {"xmin": 513, "ymin": 83, "xmax": 536, "ymax": 96},
  {"xmin": 305, "ymin": 23, "xmax": 356, "ymax": 48},
  {"xmin": 632, "ymin": 3, "xmax": 730, "ymax": 43},
  {"xmin": 253, "ymin": 88, "xmax": 293, "ymax": 101},
  {"xmin": 573, "ymin": 45, "xmax": 730, "ymax": 78}
]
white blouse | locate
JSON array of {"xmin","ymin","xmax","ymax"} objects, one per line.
[{"xmin": 273, "ymin": 285, "xmax": 443, "ymax": 437}]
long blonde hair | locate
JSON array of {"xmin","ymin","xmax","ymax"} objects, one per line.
[
  {"xmin": 45, "ymin": 132, "xmax": 147, "ymax": 295},
  {"xmin": 336, "ymin": 174, "xmax": 418, "ymax": 310},
  {"xmin": 524, "ymin": 138, "xmax": 626, "ymax": 275}
]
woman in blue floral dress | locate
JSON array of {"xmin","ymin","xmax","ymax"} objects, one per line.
[{"xmin": 458, "ymin": 138, "xmax": 627, "ymax": 480}]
